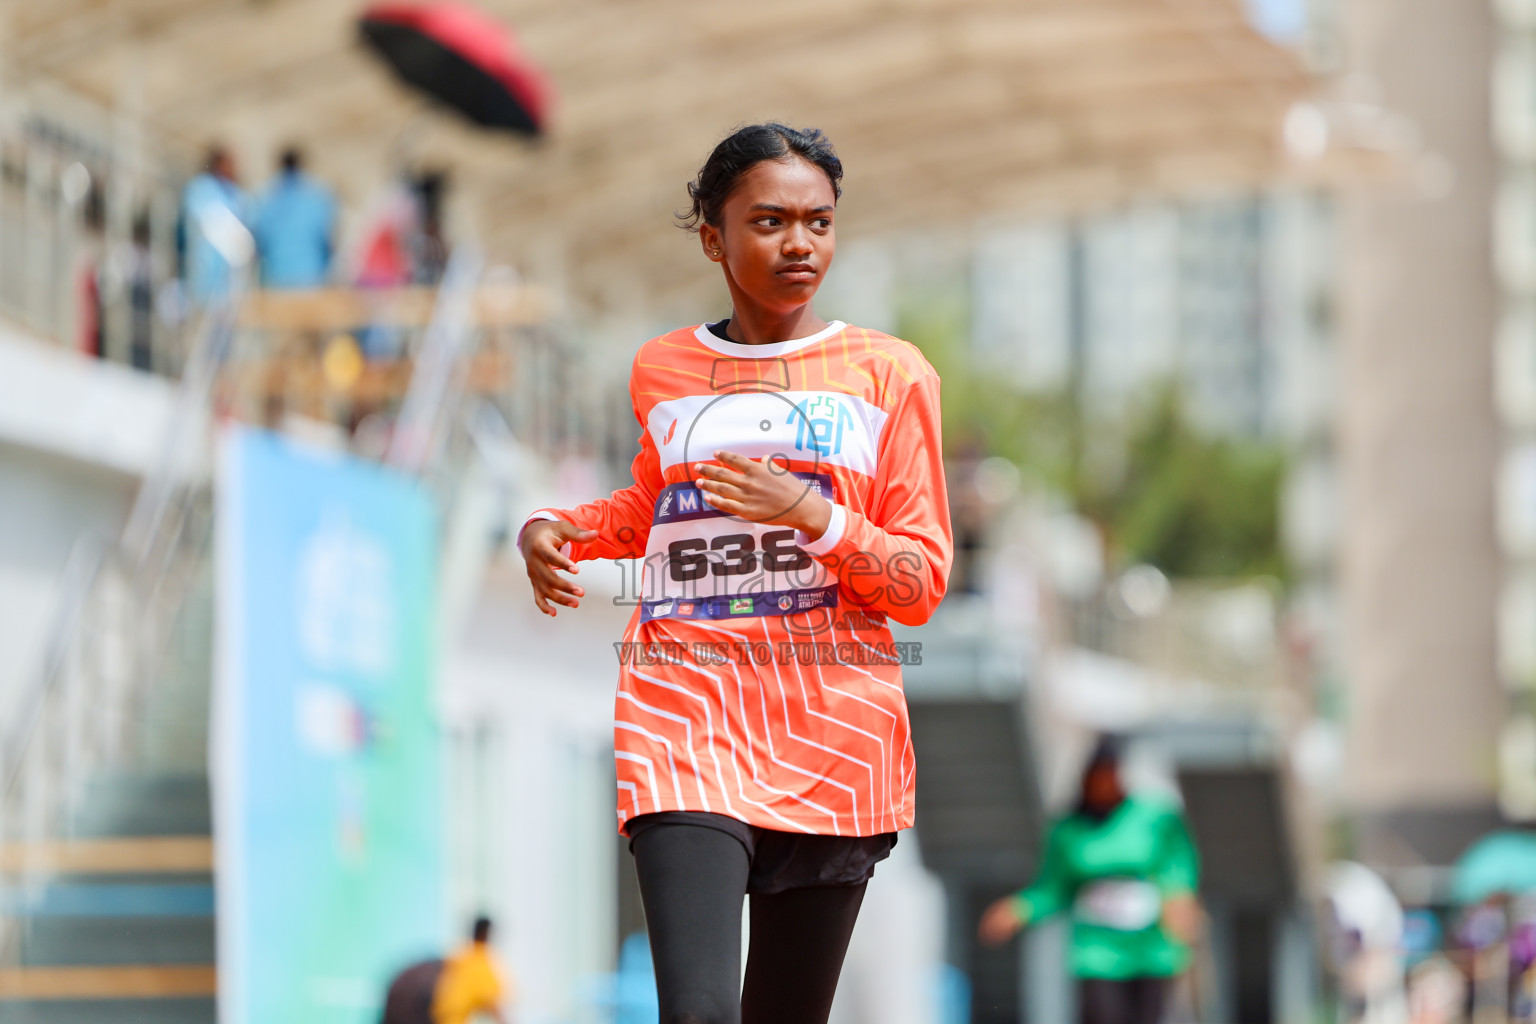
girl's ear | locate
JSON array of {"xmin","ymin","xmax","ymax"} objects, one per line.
[{"xmin": 700, "ymin": 223, "xmax": 724, "ymax": 262}]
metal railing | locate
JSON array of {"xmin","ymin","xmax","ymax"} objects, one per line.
[{"xmin": 0, "ymin": 91, "xmax": 191, "ymax": 374}]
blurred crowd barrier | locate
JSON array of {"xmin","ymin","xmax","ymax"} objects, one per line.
[
  {"xmin": 0, "ymin": 86, "xmax": 623, "ymax": 464},
  {"xmin": 0, "ymin": 90, "xmax": 187, "ymax": 373}
]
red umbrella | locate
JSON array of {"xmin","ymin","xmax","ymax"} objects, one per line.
[{"xmin": 360, "ymin": 1, "xmax": 552, "ymax": 136}]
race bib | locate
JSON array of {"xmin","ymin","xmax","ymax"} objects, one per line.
[
  {"xmin": 638, "ymin": 472, "xmax": 840, "ymax": 623},
  {"xmin": 1074, "ymin": 878, "xmax": 1163, "ymax": 931}
]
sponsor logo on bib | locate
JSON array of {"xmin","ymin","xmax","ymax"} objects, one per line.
[
  {"xmin": 777, "ymin": 594, "xmax": 794, "ymax": 611},
  {"xmin": 729, "ymin": 597, "xmax": 753, "ymax": 615}
]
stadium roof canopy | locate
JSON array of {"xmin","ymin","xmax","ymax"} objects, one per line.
[{"xmin": 4, "ymin": 0, "xmax": 1349, "ymax": 314}]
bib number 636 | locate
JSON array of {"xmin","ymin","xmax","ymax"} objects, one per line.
[{"xmin": 666, "ymin": 530, "xmax": 812, "ymax": 582}]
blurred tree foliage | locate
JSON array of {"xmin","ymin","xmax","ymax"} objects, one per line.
[
  {"xmin": 902, "ymin": 304, "xmax": 1289, "ymax": 581},
  {"xmin": 1079, "ymin": 387, "xmax": 1289, "ymax": 580}
]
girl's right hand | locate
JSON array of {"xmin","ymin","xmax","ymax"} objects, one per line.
[
  {"xmin": 978, "ymin": 896, "xmax": 1028, "ymax": 946},
  {"xmin": 520, "ymin": 520, "xmax": 599, "ymax": 616}
]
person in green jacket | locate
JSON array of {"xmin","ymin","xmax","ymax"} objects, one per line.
[{"xmin": 979, "ymin": 736, "xmax": 1202, "ymax": 1024}]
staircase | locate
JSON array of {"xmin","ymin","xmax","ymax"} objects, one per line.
[
  {"xmin": 0, "ymin": 775, "xmax": 216, "ymax": 1022},
  {"xmin": 0, "ymin": 554, "xmax": 218, "ymax": 1023}
]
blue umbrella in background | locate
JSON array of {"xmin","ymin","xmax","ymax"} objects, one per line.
[{"xmin": 1452, "ymin": 831, "xmax": 1536, "ymax": 904}]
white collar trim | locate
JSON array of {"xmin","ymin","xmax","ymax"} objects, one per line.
[{"xmin": 693, "ymin": 319, "xmax": 847, "ymax": 358}]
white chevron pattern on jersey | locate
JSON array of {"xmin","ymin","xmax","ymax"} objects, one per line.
[{"xmin": 611, "ymin": 611, "xmax": 912, "ymax": 837}]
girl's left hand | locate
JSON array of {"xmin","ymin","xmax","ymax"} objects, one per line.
[{"xmin": 696, "ymin": 449, "xmax": 831, "ymax": 538}]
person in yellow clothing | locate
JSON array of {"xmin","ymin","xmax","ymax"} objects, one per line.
[{"xmin": 432, "ymin": 917, "xmax": 513, "ymax": 1024}]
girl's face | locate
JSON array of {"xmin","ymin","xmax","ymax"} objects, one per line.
[
  {"xmin": 1082, "ymin": 762, "xmax": 1124, "ymax": 813},
  {"xmin": 700, "ymin": 156, "xmax": 836, "ymax": 316}
]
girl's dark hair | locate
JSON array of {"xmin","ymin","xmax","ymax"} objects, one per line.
[
  {"xmin": 679, "ymin": 123, "xmax": 843, "ymax": 232},
  {"xmin": 1074, "ymin": 734, "xmax": 1126, "ymax": 820}
]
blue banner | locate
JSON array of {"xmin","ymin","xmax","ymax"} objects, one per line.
[{"xmin": 215, "ymin": 427, "xmax": 444, "ymax": 1024}]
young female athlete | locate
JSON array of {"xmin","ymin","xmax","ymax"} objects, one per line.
[
  {"xmin": 978, "ymin": 737, "xmax": 1202, "ymax": 1024},
  {"xmin": 518, "ymin": 123, "xmax": 953, "ymax": 1024}
]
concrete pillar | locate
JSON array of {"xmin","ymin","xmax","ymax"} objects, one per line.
[{"xmin": 1339, "ymin": 0, "xmax": 1505, "ymax": 853}]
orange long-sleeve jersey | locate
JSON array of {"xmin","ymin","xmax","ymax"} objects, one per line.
[{"xmin": 522, "ymin": 320, "xmax": 953, "ymax": 836}]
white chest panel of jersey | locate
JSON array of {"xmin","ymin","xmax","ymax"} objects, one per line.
[{"xmin": 645, "ymin": 389, "xmax": 890, "ymax": 478}]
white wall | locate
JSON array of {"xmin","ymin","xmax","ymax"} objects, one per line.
[
  {"xmin": 0, "ymin": 326, "xmax": 174, "ymax": 719},
  {"xmin": 0, "ymin": 442, "xmax": 138, "ymax": 710}
]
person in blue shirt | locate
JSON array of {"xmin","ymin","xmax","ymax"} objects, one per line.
[
  {"xmin": 255, "ymin": 147, "xmax": 337, "ymax": 290},
  {"xmin": 181, "ymin": 145, "xmax": 251, "ymax": 306}
]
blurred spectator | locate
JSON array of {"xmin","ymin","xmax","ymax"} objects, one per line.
[
  {"xmin": 1453, "ymin": 893, "xmax": 1535, "ymax": 1023},
  {"xmin": 1514, "ymin": 894, "xmax": 1536, "ymax": 1022},
  {"xmin": 431, "ymin": 916, "xmax": 512, "ymax": 1024},
  {"xmin": 350, "ymin": 178, "xmax": 419, "ymax": 361},
  {"xmin": 128, "ymin": 212, "xmax": 157, "ymax": 372},
  {"xmin": 383, "ymin": 957, "xmax": 445, "ymax": 1024},
  {"xmin": 1325, "ymin": 861, "xmax": 1408, "ymax": 1024},
  {"xmin": 411, "ymin": 170, "xmax": 450, "ymax": 286},
  {"xmin": 979, "ymin": 736, "xmax": 1201, "ymax": 1024},
  {"xmin": 946, "ymin": 437, "xmax": 991, "ymax": 596},
  {"xmin": 255, "ymin": 146, "xmax": 337, "ymax": 290},
  {"xmin": 180, "ymin": 144, "xmax": 250, "ymax": 306},
  {"xmin": 1407, "ymin": 956, "xmax": 1466, "ymax": 1024},
  {"xmin": 75, "ymin": 184, "xmax": 106, "ymax": 358},
  {"xmin": 354, "ymin": 180, "xmax": 417, "ymax": 291}
]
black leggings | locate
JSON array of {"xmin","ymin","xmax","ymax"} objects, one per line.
[
  {"xmin": 1079, "ymin": 976, "xmax": 1169, "ymax": 1024},
  {"xmin": 631, "ymin": 821, "xmax": 866, "ymax": 1024}
]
